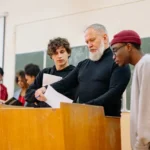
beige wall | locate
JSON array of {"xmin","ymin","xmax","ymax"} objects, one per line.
[{"xmin": 15, "ymin": 0, "xmax": 150, "ymax": 54}]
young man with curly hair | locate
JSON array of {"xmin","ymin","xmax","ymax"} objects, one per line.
[{"xmin": 25, "ymin": 37, "xmax": 77, "ymax": 107}]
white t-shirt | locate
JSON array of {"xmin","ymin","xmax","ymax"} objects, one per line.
[{"xmin": 131, "ymin": 54, "xmax": 150, "ymax": 150}]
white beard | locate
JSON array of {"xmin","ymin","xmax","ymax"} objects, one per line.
[{"xmin": 89, "ymin": 41, "xmax": 105, "ymax": 61}]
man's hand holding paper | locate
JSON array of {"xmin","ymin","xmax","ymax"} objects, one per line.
[
  {"xmin": 44, "ymin": 85, "xmax": 73, "ymax": 108},
  {"xmin": 35, "ymin": 87, "xmax": 47, "ymax": 101}
]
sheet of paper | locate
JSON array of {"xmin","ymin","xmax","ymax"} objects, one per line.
[
  {"xmin": 44, "ymin": 85, "xmax": 73, "ymax": 108},
  {"xmin": 42, "ymin": 73, "xmax": 62, "ymax": 86}
]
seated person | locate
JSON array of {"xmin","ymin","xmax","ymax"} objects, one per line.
[
  {"xmin": 14, "ymin": 70, "xmax": 28, "ymax": 106},
  {"xmin": 0, "ymin": 67, "xmax": 8, "ymax": 101},
  {"xmin": 24, "ymin": 63, "xmax": 40, "ymax": 85}
]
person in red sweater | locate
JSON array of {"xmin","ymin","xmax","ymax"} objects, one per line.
[{"xmin": 0, "ymin": 67, "xmax": 8, "ymax": 101}]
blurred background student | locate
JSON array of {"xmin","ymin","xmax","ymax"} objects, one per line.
[
  {"xmin": 14, "ymin": 70, "xmax": 28, "ymax": 106},
  {"xmin": 0, "ymin": 67, "xmax": 8, "ymax": 101},
  {"xmin": 24, "ymin": 63, "xmax": 40, "ymax": 85}
]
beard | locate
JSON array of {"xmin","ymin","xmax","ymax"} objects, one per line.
[{"xmin": 89, "ymin": 41, "xmax": 105, "ymax": 61}]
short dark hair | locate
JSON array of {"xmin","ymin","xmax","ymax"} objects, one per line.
[
  {"xmin": 131, "ymin": 43, "xmax": 141, "ymax": 51},
  {"xmin": 47, "ymin": 37, "xmax": 71, "ymax": 57},
  {"xmin": 120, "ymin": 42, "xmax": 141, "ymax": 51},
  {"xmin": 24, "ymin": 63, "xmax": 40, "ymax": 77},
  {"xmin": 0, "ymin": 67, "xmax": 4, "ymax": 76}
]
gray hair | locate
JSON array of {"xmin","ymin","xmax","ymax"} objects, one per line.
[{"xmin": 85, "ymin": 23, "xmax": 108, "ymax": 34}]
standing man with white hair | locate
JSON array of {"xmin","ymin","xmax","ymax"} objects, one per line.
[{"xmin": 35, "ymin": 23, "xmax": 131, "ymax": 117}]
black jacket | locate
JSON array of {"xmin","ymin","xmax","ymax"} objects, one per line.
[
  {"xmin": 51, "ymin": 48, "xmax": 131, "ymax": 116},
  {"xmin": 25, "ymin": 65, "xmax": 77, "ymax": 107}
]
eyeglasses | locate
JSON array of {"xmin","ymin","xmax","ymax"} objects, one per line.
[{"xmin": 111, "ymin": 44, "xmax": 127, "ymax": 55}]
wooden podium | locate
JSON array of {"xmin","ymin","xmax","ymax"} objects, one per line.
[{"xmin": 0, "ymin": 103, "xmax": 121, "ymax": 150}]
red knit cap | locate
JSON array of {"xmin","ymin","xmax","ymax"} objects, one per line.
[{"xmin": 111, "ymin": 30, "xmax": 141, "ymax": 46}]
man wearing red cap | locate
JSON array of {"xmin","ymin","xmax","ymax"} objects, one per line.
[{"xmin": 111, "ymin": 30, "xmax": 150, "ymax": 150}]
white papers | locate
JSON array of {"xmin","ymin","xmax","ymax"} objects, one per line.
[
  {"xmin": 42, "ymin": 73, "xmax": 62, "ymax": 86},
  {"xmin": 44, "ymin": 85, "xmax": 73, "ymax": 108},
  {"xmin": 42, "ymin": 73, "xmax": 72, "ymax": 108}
]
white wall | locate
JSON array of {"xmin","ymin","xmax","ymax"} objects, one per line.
[
  {"xmin": 0, "ymin": 0, "xmax": 149, "ymax": 98},
  {"xmin": 16, "ymin": 0, "xmax": 150, "ymax": 54}
]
